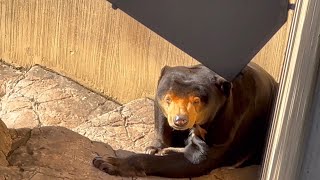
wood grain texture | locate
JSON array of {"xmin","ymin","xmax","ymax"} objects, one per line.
[
  {"xmin": 0, "ymin": 0, "xmax": 293, "ymax": 103},
  {"xmin": 252, "ymin": 10, "xmax": 294, "ymax": 82}
]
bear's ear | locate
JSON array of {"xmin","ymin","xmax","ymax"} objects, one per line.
[
  {"xmin": 157, "ymin": 66, "xmax": 171, "ymax": 85},
  {"xmin": 214, "ymin": 77, "xmax": 232, "ymax": 97}
]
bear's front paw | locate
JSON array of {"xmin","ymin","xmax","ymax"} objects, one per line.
[
  {"xmin": 92, "ymin": 156, "xmax": 146, "ymax": 177},
  {"xmin": 157, "ymin": 147, "xmax": 185, "ymax": 156},
  {"xmin": 145, "ymin": 146, "xmax": 162, "ymax": 155}
]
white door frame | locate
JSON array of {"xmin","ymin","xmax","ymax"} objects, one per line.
[{"xmin": 261, "ymin": 0, "xmax": 320, "ymax": 179}]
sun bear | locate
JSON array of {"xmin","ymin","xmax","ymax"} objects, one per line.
[{"xmin": 93, "ymin": 62, "xmax": 278, "ymax": 178}]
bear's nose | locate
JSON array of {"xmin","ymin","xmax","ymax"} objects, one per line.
[{"xmin": 174, "ymin": 115, "xmax": 188, "ymax": 126}]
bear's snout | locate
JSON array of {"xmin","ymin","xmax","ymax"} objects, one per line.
[{"xmin": 174, "ymin": 115, "xmax": 188, "ymax": 127}]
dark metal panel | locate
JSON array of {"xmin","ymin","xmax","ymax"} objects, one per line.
[{"xmin": 107, "ymin": 0, "xmax": 288, "ymax": 80}]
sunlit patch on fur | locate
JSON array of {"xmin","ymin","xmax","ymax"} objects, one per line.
[{"xmin": 159, "ymin": 92, "xmax": 215, "ymax": 130}]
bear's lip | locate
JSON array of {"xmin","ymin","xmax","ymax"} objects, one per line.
[{"xmin": 171, "ymin": 125, "xmax": 189, "ymax": 131}]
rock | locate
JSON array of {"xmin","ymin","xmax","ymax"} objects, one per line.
[
  {"xmin": 0, "ymin": 119, "xmax": 12, "ymax": 166},
  {"xmin": 2, "ymin": 109, "xmax": 39, "ymax": 129},
  {"xmin": 1, "ymin": 65, "xmax": 120, "ymax": 129},
  {"xmin": 74, "ymin": 98, "xmax": 155, "ymax": 152},
  {"xmin": 0, "ymin": 63, "xmax": 23, "ymax": 99},
  {"xmin": 194, "ymin": 166, "xmax": 260, "ymax": 180},
  {"xmin": 1, "ymin": 125, "xmax": 128, "ymax": 180},
  {"xmin": 0, "ymin": 120, "xmax": 260, "ymax": 180}
]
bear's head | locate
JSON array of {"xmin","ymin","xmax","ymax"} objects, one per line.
[{"xmin": 156, "ymin": 65, "xmax": 232, "ymax": 130}]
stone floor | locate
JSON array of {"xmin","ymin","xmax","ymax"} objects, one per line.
[{"xmin": 0, "ymin": 62, "xmax": 260, "ymax": 180}]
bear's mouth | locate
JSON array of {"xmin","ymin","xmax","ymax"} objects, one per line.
[{"xmin": 171, "ymin": 125, "xmax": 190, "ymax": 131}]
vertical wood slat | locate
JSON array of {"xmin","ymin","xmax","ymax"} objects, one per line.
[{"xmin": 0, "ymin": 0, "xmax": 292, "ymax": 103}]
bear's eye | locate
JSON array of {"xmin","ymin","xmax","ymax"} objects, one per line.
[
  {"xmin": 165, "ymin": 96, "xmax": 172, "ymax": 105},
  {"xmin": 193, "ymin": 97, "xmax": 201, "ymax": 105}
]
